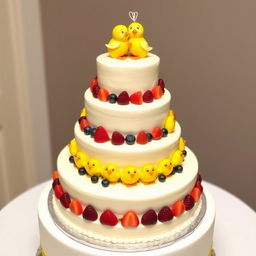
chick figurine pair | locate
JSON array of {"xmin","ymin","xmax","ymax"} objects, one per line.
[{"xmin": 106, "ymin": 22, "xmax": 152, "ymax": 59}]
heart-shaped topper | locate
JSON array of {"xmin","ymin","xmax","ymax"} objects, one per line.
[{"xmin": 129, "ymin": 11, "xmax": 138, "ymax": 22}]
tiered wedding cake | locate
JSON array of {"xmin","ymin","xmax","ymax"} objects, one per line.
[{"xmin": 38, "ymin": 17, "xmax": 215, "ymax": 256}]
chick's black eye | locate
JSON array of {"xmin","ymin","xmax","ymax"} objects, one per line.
[
  {"xmin": 146, "ymin": 170, "xmax": 149, "ymax": 172},
  {"xmin": 93, "ymin": 164, "xmax": 95, "ymax": 166},
  {"xmin": 130, "ymin": 27, "xmax": 132, "ymax": 30},
  {"xmin": 121, "ymin": 31, "xmax": 124, "ymax": 33},
  {"xmin": 137, "ymin": 27, "xmax": 139, "ymax": 29},
  {"xmin": 128, "ymin": 171, "xmax": 130, "ymax": 174}
]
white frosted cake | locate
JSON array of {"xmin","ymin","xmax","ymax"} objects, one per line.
[{"xmin": 38, "ymin": 20, "xmax": 215, "ymax": 256}]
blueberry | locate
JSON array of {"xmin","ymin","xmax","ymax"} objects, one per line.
[
  {"xmin": 125, "ymin": 134, "xmax": 136, "ymax": 145},
  {"xmin": 102, "ymin": 179, "xmax": 110, "ymax": 187},
  {"xmin": 174, "ymin": 165, "xmax": 183, "ymax": 173},
  {"xmin": 78, "ymin": 167, "xmax": 87, "ymax": 175},
  {"xmin": 84, "ymin": 126, "xmax": 92, "ymax": 135},
  {"xmin": 69, "ymin": 156, "xmax": 74, "ymax": 163},
  {"xmin": 90, "ymin": 128, "xmax": 96, "ymax": 138},
  {"xmin": 146, "ymin": 133, "xmax": 153, "ymax": 142},
  {"xmin": 91, "ymin": 175, "xmax": 99, "ymax": 183},
  {"xmin": 108, "ymin": 93, "xmax": 117, "ymax": 104},
  {"xmin": 161, "ymin": 128, "xmax": 168, "ymax": 137},
  {"xmin": 182, "ymin": 150, "xmax": 187, "ymax": 156},
  {"xmin": 158, "ymin": 174, "xmax": 166, "ymax": 182}
]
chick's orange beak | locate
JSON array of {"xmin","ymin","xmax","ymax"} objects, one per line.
[
  {"xmin": 130, "ymin": 173, "xmax": 135, "ymax": 178},
  {"xmin": 132, "ymin": 29, "xmax": 137, "ymax": 35},
  {"xmin": 125, "ymin": 31, "xmax": 129, "ymax": 37},
  {"xmin": 107, "ymin": 169, "xmax": 112, "ymax": 175}
]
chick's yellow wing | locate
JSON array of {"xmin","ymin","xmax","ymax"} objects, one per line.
[
  {"xmin": 105, "ymin": 40, "xmax": 120, "ymax": 50},
  {"xmin": 140, "ymin": 40, "xmax": 153, "ymax": 52}
]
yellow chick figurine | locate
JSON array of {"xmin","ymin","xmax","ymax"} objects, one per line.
[
  {"xmin": 105, "ymin": 25, "xmax": 129, "ymax": 59},
  {"xmin": 157, "ymin": 159, "xmax": 173, "ymax": 176},
  {"xmin": 102, "ymin": 164, "xmax": 120, "ymax": 183},
  {"xmin": 121, "ymin": 166, "xmax": 140, "ymax": 185},
  {"xmin": 140, "ymin": 164, "xmax": 158, "ymax": 184},
  {"xmin": 171, "ymin": 150, "xmax": 184, "ymax": 167},
  {"xmin": 68, "ymin": 139, "xmax": 78, "ymax": 156},
  {"xmin": 86, "ymin": 158, "xmax": 102, "ymax": 177},
  {"xmin": 74, "ymin": 151, "xmax": 87, "ymax": 169},
  {"xmin": 128, "ymin": 22, "xmax": 153, "ymax": 58},
  {"xmin": 163, "ymin": 110, "xmax": 176, "ymax": 133}
]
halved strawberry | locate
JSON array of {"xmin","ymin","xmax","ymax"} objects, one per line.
[
  {"xmin": 52, "ymin": 178, "xmax": 60, "ymax": 188},
  {"xmin": 151, "ymin": 86, "xmax": 163, "ymax": 99},
  {"xmin": 195, "ymin": 181, "xmax": 203, "ymax": 193},
  {"xmin": 143, "ymin": 90, "xmax": 154, "ymax": 103},
  {"xmin": 60, "ymin": 192, "xmax": 71, "ymax": 208},
  {"xmin": 141, "ymin": 209, "xmax": 157, "ymax": 226},
  {"xmin": 184, "ymin": 195, "xmax": 195, "ymax": 211},
  {"xmin": 111, "ymin": 131, "xmax": 124, "ymax": 145},
  {"xmin": 197, "ymin": 173, "xmax": 202, "ymax": 182},
  {"xmin": 158, "ymin": 206, "xmax": 173, "ymax": 222},
  {"xmin": 100, "ymin": 209, "xmax": 118, "ymax": 226},
  {"xmin": 121, "ymin": 211, "xmax": 139, "ymax": 228},
  {"xmin": 130, "ymin": 91, "xmax": 142, "ymax": 105},
  {"xmin": 80, "ymin": 118, "xmax": 90, "ymax": 131},
  {"xmin": 117, "ymin": 91, "xmax": 130, "ymax": 105},
  {"xmin": 92, "ymin": 85, "xmax": 100, "ymax": 98},
  {"xmin": 190, "ymin": 187, "xmax": 202, "ymax": 202},
  {"xmin": 94, "ymin": 126, "xmax": 109, "ymax": 143},
  {"xmin": 52, "ymin": 170, "xmax": 59, "ymax": 180},
  {"xmin": 136, "ymin": 131, "xmax": 148, "ymax": 144},
  {"xmin": 90, "ymin": 77, "xmax": 98, "ymax": 92},
  {"xmin": 158, "ymin": 78, "xmax": 165, "ymax": 93},
  {"xmin": 172, "ymin": 200, "xmax": 185, "ymax": 217},
  {"xmin": 69, "ymin": 199, "xmax": 83, "ymax": 215},
  {"xmin": 151, "ymin": 126, "xmax": 162, "ymax": 140},
  {"xmin": 98, "ymin": 88, "xmax": 109, "ymax": 102},
  {"xmin": 53, "ymin": 185, "xmax": 64, "ymax": 199},
  {"xmin": 83, "ymin": 205, "xmax": 98, "ymax": 221}
]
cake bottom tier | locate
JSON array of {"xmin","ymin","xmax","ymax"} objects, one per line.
[{"xmin": 38, "ymin": 182, "xmax": 215, "ymax": 256}]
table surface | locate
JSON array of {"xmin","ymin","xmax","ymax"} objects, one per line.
[{"xmin": 0, "ymin": 181, "xmax": 255, "ymax": 256}]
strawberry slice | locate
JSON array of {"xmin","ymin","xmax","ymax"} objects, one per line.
[
  {"xmin": 136, "ymin": 131, "xmax": 148, "ymax": 144},
  {"xmin": 83, "ymin": 205, "xmax": 98, "ymax": 221},
  {"xmin": 151, "ymin": 86, "xmax": 163, "ymax": 99},
  {"xmin": 94, "ymin": 126, "xmax": 109, "ymax": 143},
  {"xmin": 53, "ymin": 185, "xmax": 64, "ymax": 199},
  {"xmin": 80, "ymin": 118, "xmax": 90, "ymax": 131},
  {"xmin": 92, "ymin": 85, "xmax": 100, "ymax": 98},
  {"xmin": 130, "ymin": 91, "xmax": 142, "ymax": 105},
  {"xmin": 158, "ymin": 206, "xmax": 173, "ymax": 222},
  {"xmin": 90, "ymin": 77, "xmax": 98, "ymax": 92},
  {"xmin": 151, "ymin": 126, "xmax": 163, "ymax": 140},
  {"xmin": 172, "ymin": 200, "xmax": 185, "ymax": 217},
  {"xmin": 111, "ymin": 131, "xmax": 125, "ymax": 145},
  {"xmin": 52, "ymin": 170, "xmax": 59, "ymax": 180},
  {"xmin": 60, "ymin": 192, "xmax": 71, "ymax": 208},
  {"xmin": 143, "ymin": 90, "xmax": 154, "ymax": 103},
  {"xmin": 141, "ymin": 209, "xmax": 157, "ymax": 225},
  {"xmin": 158, "ymin": 78, "xmax": 165, "ymax": 93},
  {"xmin": 184, "ymin": 195, "xmax": 195, "ymax": 211},
  {"xmin": 190, "ymin": 187, "xmax": 202, "ymax": 202},
  {"xmin": 117, "ymin": 91, "xmax": 130, "ymax": 105},
  {"xmin": 52, "ymin": 178, "xmax": 60, "ymax": 188},
  {"xmin": 121, "ymin": 211, "xmax": 139, "ymax": 228},
  {"xmin": 69, "ymin": 199, "xmax": 83, "ymax": 215},
  {"xmin": 100, "ymin": 209, "xmax": 118, "ymax": 226},
  {"xmin": 195, "ymin": 181, "xmax": 203, "ymax": 193},
  {"xmin": 98, "ymin": 88, "xmax": 109, "ymax": 102}
]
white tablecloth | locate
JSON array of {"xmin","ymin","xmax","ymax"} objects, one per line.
[{"xmin": 0, "ymin": 181, "xmax": 255, "ymax": 256}]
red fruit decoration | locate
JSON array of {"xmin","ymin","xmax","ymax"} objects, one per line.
[
  {"xmin": 151, "ymin": 126, "xmax": 162, "ymax": 140},
  {"xmin": 100, "ymin": 209, "xmax": 118, "ymax": 226},
  {"xmin": 195, "ymin": 180, "xmax": 203, "ymax": 193},
  {"xmin": 121, "ymin": 211, "xmax": 139, "ymax": 228},
  {"xmin": 52, "ymin": 170, "xmax": 59, "ymax": 180},
  {"xmin": 158, "ymin": 78, "xmax": 165, "ymax": 93},
  {"xmin": 83, "ymin": 205, "xmax": 98, "ymax": 221},
  {"xmin": 60, "ymin": 192, "xmax": 71, "ymax": 208},
  {"xmin": 143, "ymin": 90, "xmax": 154, "ymax": 103},
  {"xmin": 117, "ymin": 91, "xmax": 130, "ymax": 105},
  {"xmin": 54, "ymin": 185, "xmax": 64, "ymax": 199},
  {"xmin": 90, "ymin": 77, "xmax": 98, "ymax": 92},
  {"xmin": 80, "ymin": 118, "xmax": 90, "ymax": 131},
  {"xmin": 141, "ymin": 209, "xmax": 157, "ymax": 226},
  {"xmin": 197, "ymin": 173, "xmax": 202, "ymax": 182},
  {"xmin": 136, "ymin": 131, "xmax": 148, "ymax": 144},
  {"xmin": 98, "ymin": 88, "xmax": 109, "ymax": 102},
  {"xmin": 172, "ymin": 200, "xmax": 185, "ymax": 217},
  {"xmin": 94, "ymin": 126, "xmax": 109, "ymax": 143},
  {"xmin": 92, "ymin": 85, "xmax": 100, "ymax": 98},
  {"xmin": 190, "ymin": 187, "xmax": 202, "ymax": 202},
  {"xmin": 111, "ymin": 131, "xmax": 125, "ymax": 145},
  {"xmin": 183, "ymin": 195, "xmax": 195, "ymax": 211},
  {"xmin": 52, "ymin": 178, "xmax": 60, "ymax": 188},
  {"xmin": 78, "ymin": 116, "xmax": 86, "ymax": 124},
  {"xmin": 70, "ymin": 199, "xmax": 83, "ymax": 215},
  {"xmin": 130, "ymin": 91, "xmax": 143, "ymax": 105},
  {"xmin": 158, "ymin": 206, "xmax": 173, "ymax": 222},
  {"xmin": 151, "ymin": 86, "xmax": 163, "ymax": 99}
]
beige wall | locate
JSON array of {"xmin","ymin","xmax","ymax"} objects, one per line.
[{"xmin": 40, "ymin": 0, "xmax": 256, "ymax": 210}]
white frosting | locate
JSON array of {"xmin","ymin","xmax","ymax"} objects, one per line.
[
  {"xmin": 74, "ymin": 121, "xmax": 181, "ymax": 167},
  {"xmin": 84, "ymin": 88, "xmax": 171, "ymax": 134},
  {"xmin": 96, "ymin": 53, "xmax": 160, "ymax": 94},
  {"xmin": 57, "ymin": 146, "xmax": 197, "ymax": 214}
]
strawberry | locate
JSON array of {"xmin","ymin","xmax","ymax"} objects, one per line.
[
  {"xmin": 190, "ymin": 187, "xmax": 202, "ymax": 202},
  {"xmin": 184, "ymin": 195, "xmax": 195, "ymax": 211},
  {"xmin": 121, "ymin": 211, "xmax": 139, "ymax": 228},
  {"xmin": 80, "ymin": 118, "xmax": 90, "ymax": 131},
  {"xmin": 172, "ymin": 200, "xmax": 185, "ymax": 217},
  {"xmin": 98, "ymin": 88, "xmax": 109, "ymax": 102},
  {"xmin": 151, "ymin": 126, "xmax": 163, "ymax": 140},
  {"xmin": 94, "ymin": 126, "xmax": 109, "ymax": 143},
  {"xmin": 92, "ymin": 85, "xmax": 100, "ymax": 98},
  {"xmin": 197, "ymin": 173, "xmax": 202, "ymax": 182},
  {"xmin": 53, "ymin": 185, "xmax": 64, "ymax": 199},
  {"xmin": 130, "ymin": 91, "xmax": 142, "ymax": 105},
  {"xmin": 60, "ymin": 192, "xmax": 71, "ymax": 208},
  {"xmin": 78, "ymin": 116, "xmax": 86, "ymax": 124},
  {"xmin": 117, "ymin": 91, "xmax": 130, "ymax": 105},
  {"xmin": 111, "ymin": 131, "xmax": 124, "ymax": 145},
  {"xmin": 158, "ymin": 78, "xmax": 165, "ymax": 93},
  {"xmin": 143, "ymin": 90, "xmax": 154, "ymax": 103},
  {"xmin": 90, "ymin": 77, "xmax": 98, "ymax": 92},
  {"xmin": 100, "ymin": 209, "xmax": 118, "ymax": 226},
  {"xmin": 158, "ymin": 206, "xmax": 173, "ymax": 222},
  {"xmin": 136, "ymin": 131, "xmax": 148, "ymax": 144},
  {"xmin": 83, "ymin": 205, "xmax": 98, "ymax": 221},
  {"xmin": 69, "ymin": 199, "xmax": 83, "ymax": 215},
  {"xmin": 195, "ymin": 181, "xmax": 203, "ymax": 193},
  {"xmin": 52, "ymin": 170, "xmax": 59, "ymax": 180},
  {"xmin": 141, "ymin": 209, "xmax": 157, "ymax": 226},
  {"xmin": 52, "ymin": 178, "xmax": 60, "ymax": 188},
  {"xmin": 151, "ymin": 86, "xmax": 163, "ymax": 99}
]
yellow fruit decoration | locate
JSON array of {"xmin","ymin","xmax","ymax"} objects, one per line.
[
  {"xmin": 121, "ymin": 166, "xmax": 140, "ymax": 185},
  {"xmin": 171, "ymin": 149, "xmax": 184, "ymax": 167},
  {"xmin": 102, "ymin": 164, "xmax": 120, "ymax": 183},
  {"xmin": 74, "ymin": 151, "xmax": 87, "ymax": 169},
  {"xmin": 68, "ymin": 139, "xmax": 78, "ymax": 157},
  {"xmin": 80, "ymin": 108, "xmax": 86, "ymax": 117},
  {"xmin": 157, "ymin": 159, "xmax": 173, "ymax": 176},
  {"xmin": 86, "ymin": 158, "xmax": 102, "ymax": 177},
  {"xmin": 105, "ymin": 25, "xmax": 130, "ymax": 59},
  {"xmin": 163, "ymin": 110, "xmax": 176, "ymax": 133},
  {"xmin": 140, "ymin": 164, "xmax": 158, "ymax": 184},
  {"xmin": 178, "ymin": 137, "xmax": 186, "ymax": 151},
  {"xmin": 208, "ymin": 248, "xmax": 213, "ymax": 256},
  {"xmin": 41, "ymin": 247, "xmax": 46, "ymax": 256},
  {"xmin": 128, "ymin": 12, "xmax": 153, "ymax": 58}
]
